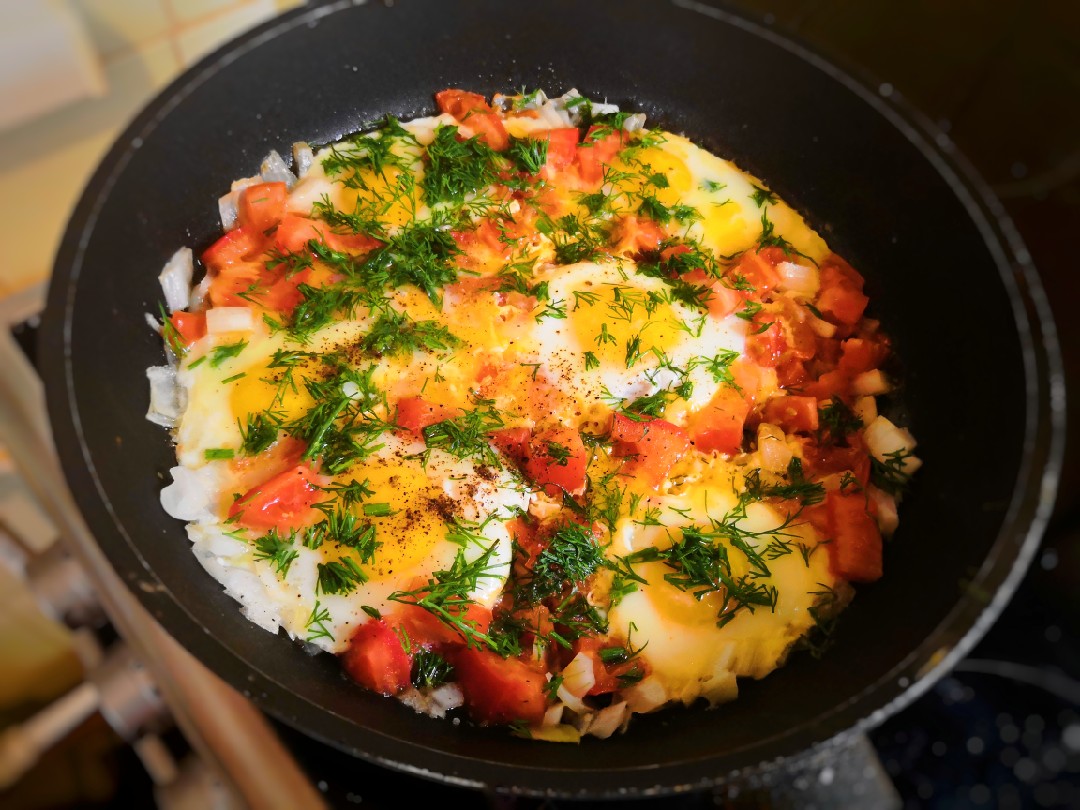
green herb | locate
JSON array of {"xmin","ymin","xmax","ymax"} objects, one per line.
[
  {"xmin": 239, "ymin": 412, "xmax": 281, "ymax": 456},
  {"xmin": 316, "ymin": 556, "xmax": 368, "ymax": 595},
  {"xmin": 516, "ymin": 522, "xmax": 602, "ymax": 605},
  {"xmin": 362, "ymin": 502, "xmax": 394, "ymax": 517},
  {"xmin": 507, "ymin": 135, "xmax": 549, "ymax": 174},
  {"xmin": 304, "ymin": 600, "xmax": 334, "ymax": 642},
  {"xmin": 209, "ymin": 340, "xmax": 248, "ymax": 368},
  {"xmin": 421, "ymin": 397, "xmax": 505, "ymax": 467},
  {"xmin": 203, "ymin": 448, "xmax": 235, "ymax": 461},
  {"xmin": 158, "ymin": 303, "xmax": 187, "ymax": 357},
  {"xmin": 252, "ymin": 529, "xmax": 299, "ymax": 578},
  {"xmin": 750, "ymin": 184, "xmax": 778, "ymax": 207},
  {"xmin": 871, "ymin": 449, "xmax": 916, "ymax": 495},
  {"xmin": 411, "ymin": 649, "xmax": 455, "ymax": 688},
  {"xmin": 360, "ymin": 309, "xmax": 461, "ymax": 357},
  {"xmin": 422, "ymin": 125, "xmax": 502, "ymax": 205}
]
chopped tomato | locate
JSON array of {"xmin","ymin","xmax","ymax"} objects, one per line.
[
  {"xmin": 491, "ymin": 426, "xmax": 532, "ymax": 466},
  {"xmin": 802, "ymin": 369, "xmax": 853, "ymax": 400},
  {"xmin": 435, "ymin": 89, "xmax": 509, "ymax": 150},
  {"xmin": 451, "ymin": 647, "xmax": 548, "ymax": 725},
  {"xmin": 573, "ymin": 636, "xmax": 648, "ymax": 696},
  {"xmin": 816, "ymin": 255, "xmax": 868, "ymax": 328},
  {"xmin": 610, "ymin": 415, "xmax": 689, "ymax": 488},
  {"xmin": 523, "ymin": 425, "xmax": 588, "ymax": 496},
  {"xmin": 762, "ymin": 396, "xmax": 819, "ymax": 434},
  {"xmin": 342, "ymin": 620, "xmax": 412, "ymax": 696},
  {"xmin": 202, "ymin": 227, "xmax": 263, "ymax": 271},
  {"xmin": 687, "ymin": 386, "xmax": 750, "ymax": 455},
  {"xmin": 274, "ymin": 214, "xmax": 380, "ymax": 256},
  {"xmin": 611, "ymin": 216, "xmax": 666, "ymax": 255},
  {"xmin": 237, "ymin": 182, "xmax": 287, "ymax": 233},
  {"xmin": 839, "ymin": 337, "xmax": 890, "ymax": 374},
  {"xmin": 820, "ymin": 491, "xmax": 883, "ymax": 582},
  {"xmin": 745, "ymin": 320, "xmax": 787, "ymax": 368},
  {"xmin": 395, "ymin": 397, "xmax": 461, "ymax": 437},
  {"xmin": 207, "ymin": 261, "xmax": 262, "ymax": 308},
  {"xmin": 228, "ymin": 463, "xmax": 327, "ymax": 534},
  {"xmin": 576, "ymin": 125, "xmax": 625, "ymax": 185},
  {"xmin": 168, "ymin": 311, "xmax": 206, "ymax": 347},
  {"xmin": 734, "ymin": 247, "xmax": 782, "ymax": 297},
  {"xmin": 801, "ymin": 436, "xmax": 872, "ymax": 486},
  {"xmin": 532, "ymin": 127, "xmax": 579, "ymax": 172},
  {"xmin": 388, "ymin": 602, "xmax": 492, "ymax": 649}
]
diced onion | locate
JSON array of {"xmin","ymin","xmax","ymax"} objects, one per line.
[
  {"xmin": 559, "ymin": 651, "xmax": 596, "ymax": 698},
  {"xmin": 292, "ymin": 142, "xmax": 314, "ymax": 177},
  {"xmin": 584, "ymin": 701, "xmax": 630, "ymax": 739},
  {"xmin": 537, "ymin": 102, "xmax": 571, "ymax": 129},
  {"xmin": 218, "ymin": 191, "xmax": 239, "ymax": 230},
  {"xmin": 853, "ymin": 395, "xmax": 878, "ymax": 425},
  {"xmin": 206, "ymin": 307, "xmax": 255, "ymax": 335},
  {"xmin": 158, "ymin": 248, "xmax": 194, "ymax": 312},
  {"xmin": 542, "ymin": 703, "xmax": 565, "ymax": 727},
  {"xmin": 623, "ymin": 678, "xmax": 667, "ymax": 713},
  {"xmin": 852, "ymin": 369, "xmax": 890, "ymax": 396},
  {"xmin": 776, "ymin": 261, "xmax": 819, "ymax": 298},
  {"xmin": 622, "ymin": 113, "xmax": 647, "ymax": 132},
  {"xmin": 868, "ymin": 485, "xmax": 900, "ymax": 536},
  {"xmin": 556, "ymin": 684, "xmax": 587, "ymax": 714},
  {"xmin": 260, "ymin": 149, "xmax": 297, "ymax": 188},
  {"xmin": 863, "ymin": 416, "xmax": 922, "ymax": 476},
  {"xmin": 146, "ymin": 366, "xmax": 180, "ymax": 427},
  {"xmin": 757, "ymin": 423, "xmax": 792, "ymax": 472},
  {"xmin": 189, "ymin": 275, "xmax": 212, "ymax": 313}
]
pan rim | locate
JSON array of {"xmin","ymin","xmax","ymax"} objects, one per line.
[{"xmin": 39, "ymin": 0, "xmax": 1066, "ymax": 796}]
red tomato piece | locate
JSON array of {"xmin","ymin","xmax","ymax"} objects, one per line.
[
  {"xmin": 687, "ymin": 386, "xmax": 750, "ymax": 455},
  {"xmin": 237, "ymin": 182, "xmax": 288, "ymax": 233},
  {"xmin": 435, "ymin": 89, "xmax": 509, "ymax": 150},
  {"xmin": 572, "ymin": 636, "xmax": 648, "ymax": 696},
  {"xmin": 342, "ymin": 620, "xmax": 412, "ymax": 696},
  {"xmin": 734, "ymin": 248, "xmax": 782, "ymax": 297},
  {"xmin": 395, "ymin": 397, "xmax": 461, "ymax": 437},
  {"xmin": 609, "ymin": 412, "xmax": 649, "ymax": 443},
  {"xmin": 207, "ymin": 261, "xmax": 262, "ymax": 308},
  {"xmin": 821, "ymin": 491, "xmax": 883, "ymax": 582},
  {"xmin": 839, "ymin": 337, "xmax": 890, "ymax": 374},
  {"xmin": 202, "ymin": 227, "xmax": 264, "ymax": 271},
  {"xmin": 228, "ymin": 463, "xmax": 327, "ymax": 534},
  {"xmin": 611, "ymin": 415, "xmax": 690, "ymax": 489},
  {"xmin": 801, "ymin": 437, "xmax": 872, "ymax": 486},
  {"xmin": 274, "ymin": 215, "xmax": 380, "ymax": 256},
  {"xmin": 534, "ymin": 127, "xmax": 579, "ymax": 171},
  {"xmin": 168, "ymin": 311, "xmax": 206, "ymax": 347},
  {"xmin": 491, "ymin": 426, "xmax": 532, "ymax": 466},
  {"xmin": 523, "ymin": 425, "xmax": 588, "ymax": 496},
  {"xmin": 576, "ymin": 125, "xmax": 626, "ymax": 185},
  {"xmin": 762, "ymin": 395, "xmax": 819, "ymax": 434},
  {"xmin": 802, "ymin": 369, "xmax": 854, "ymax": 400},
  {"xmin": 611, "ymin": 215, "xmax": 666, "ymax": 255},
  {"xmin": 745, "ymin": 320, "xmax": 787, "ymax": 368},
  {"xmin": 817, "ymin": 255, "xmax": 869, "ymax": 328},
  {"xmin": 451, "ymin": 647, "xmax": 548, "ymax": 726}
]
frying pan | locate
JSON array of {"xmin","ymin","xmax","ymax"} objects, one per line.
[{"xmin": 39, "ymin": 0, "xmax": 1064, "ymax": 798}]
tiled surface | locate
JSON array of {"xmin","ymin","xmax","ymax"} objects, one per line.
[{"xmin": 0, "ymin": 0, "xmax": 301, "ymax": 310}]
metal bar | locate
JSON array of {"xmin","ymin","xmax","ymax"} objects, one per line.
[{"xmin": 0, "ymin": 330, "xmax": 326, "ymax": 810}]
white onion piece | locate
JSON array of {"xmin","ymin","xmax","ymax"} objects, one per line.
[
  {"xmin": 757, "ymin": 423, "xmax": 792, "ymax": 473},
  {"xmin": 776, "ymin": 261, "xmax": 819, "ymax": 298},
  {"xmin": 863, "ymin": 416, "xmax": 921, "ymax": 475},
  {"xmin": 260, "ymin": 149, "xmax": 297, "ymax": 188},
  {"xmin": 158, "ymin": 248, "xmax": 193, "ymax": 312},
  {"xmin": 292, "ymin": 141, "xmax": 314, "ymax": 177},
  {"xmin": 585, "ymin": 702, "xmax": 630, "ymax": 739},
  {"xmin": 852, "ymin": 369, "xmax": 890, "ymax": 396},
  {"xmin": 536, "ymin": 101, "xmax": 571, "ymax": 129},
  {"xmin": 542, "ymin": 702, "xmax": 565, "ymax": 728},
  {"xmin": 623, "ymin": 678, "xmax": 667, "ymax": 713},
  {"xmin": 146, "ymin": 366, "xmax": 180, "ymax": 427},
  {"xmin": 160, "ymin": 464, "xmax": 218, "ymax": 522},
  {"xmin": 230, "ymin": 174, "xmax": 260, "ymax": 192},
  {"xmin": 560, "ymin": 651, "xmax": 596, "ymax": 698},
  {"xmin": 218, "ymin": 191, "xmax": 239, "ymax": 230},
  {"xmin": 622, "ymin": 112, "xmax": 647, "ymax": 132},
  {"xmin": 400, "ymin": 684, "xmax": 463, "ymax": 719},
  {"xmin": 189, "ymin": 274, "xmax": 212, "ymax": 312},
  {"xmin": 206, "ymin": 306, "xmax": 255, "ymax": 335},
  {"xmin": 853, "ymin": 395, "xmax": 878, "ymax": 426},
  {"xmin": 868, "ymin": 485, "xmax": 900, "ymax": 535},
  {"xmin": 807, "ymin": 311, "xmax": 837, "ymax": 338}
]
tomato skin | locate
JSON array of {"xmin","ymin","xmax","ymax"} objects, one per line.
[
  {"xmin": 687, "ymin": 386, "xmax": 750, "ymax": 455},
  {"xmin": 820, "ymin": 491, "xmax": 883, "ymax": 582},
  {"xmin": 523, "ymin": 425, "xmax": 588, "ymax": 496},
  {"xmin": 342, "ymin": 620, "xmax": 412, "ymax": 696},
  {"xmin": 816, "ymin": 255, "xmax": 868, "ymax": 328},
  {"xmin": 228, "ymin": 463, "xmax": 327, "ymax": 534},
  {"xmin": 745, "ymin": 321, "xmax": 787, "ymax": 368},
  {"xmin": 202, "ymin": 227, "xmax": 263, "ymax": 271},
  {"xmin": 435, "ymin": 89, "xmax": 509, "ymax": 150},
  {"xmin": 237, "ymin": 182, "xmax": 288, "ymax": 233},
  {"xmin": 576, "ymin": 125, "xmax": 625, "ymax": 184},
  {"xmin": 395, "ymin": 397, "xmax": 461, "ymax": 437},
  {"xmin": 611, "ymin": 415, "xmax": 689, "ymax": 489},
  {"xmin": 611, "ymin": 215, "xmax": 666, "ymax": 255},
  {"xmin": 491, "ymin": 426, "xmax": 532, "ymax": 466},
  {"xmin": 274, "ymin": 215, "xmax": 380, "ymax": 256},
  {"xmin": 168, "ymin": 311, "xmax": 206, "ymax": 347},
  {"xmin": 762, "ymin": 395, "xmax": 819, "ymax": 434},
  {"xmin": 734, "ymin": 247, "xmax": 782, "ymax": 297},
  {"xmin": 839, "ymin": 337, "xmax": 889, "ymax": 374},
  {"xmin": 451, "ymin": 647, "xmax": 548, "ymax": 726},
  {"xmin": 534, "ymin": 127, "xmax": 579, "ymax": 171}
]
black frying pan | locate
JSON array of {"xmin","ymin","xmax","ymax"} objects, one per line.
[{"xmin": 39, "ymin": 0, "xmax": 1064, "ymax": 797}]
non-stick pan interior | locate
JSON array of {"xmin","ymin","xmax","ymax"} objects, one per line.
[{"xmin": 40, "ymin": 0, "xmax": 1055, "ymax": 796}]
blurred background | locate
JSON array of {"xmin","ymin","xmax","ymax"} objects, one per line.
[{"xmin": 0, "ymin": 0, "xmax": 1075, "ymax": 808}]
